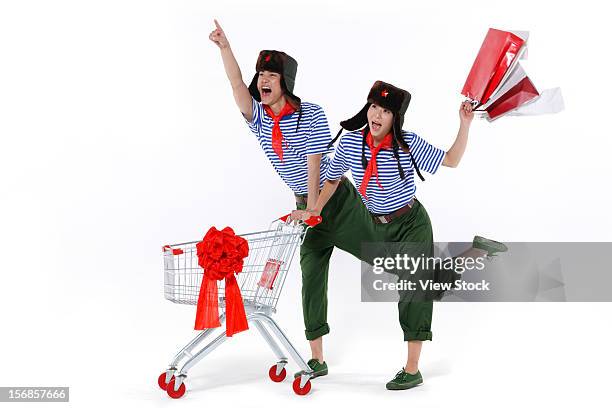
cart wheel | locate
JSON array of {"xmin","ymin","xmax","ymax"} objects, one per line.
[
  {"xmin": 268, "ymin": 365, "xmax": 287, "ymax": 382},
  {"xmin": 166, "ymin": 378, "xmax": 186, "ymax": 399},
  {"xmin": 292, "ymin": 377, "xmax": 312, "ymax": 396},
  {"xmin": 158, "ymin": 372, "xmax": 174, "ymax": 391}
]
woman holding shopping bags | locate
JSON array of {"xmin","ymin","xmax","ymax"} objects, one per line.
[{"xmin": 292, "ymin": 80, "xmax": 507, "ymax": 390}]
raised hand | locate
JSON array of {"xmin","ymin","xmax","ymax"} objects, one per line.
[
  {"xmin": 209, "ymin": 19, "xmax": 229, "ymax": 49},
  {"xmin": 459, "ymin": 100, "xmax": 474, "ymax": 125}
]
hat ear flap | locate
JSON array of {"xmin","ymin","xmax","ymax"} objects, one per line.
[
  {"xmin": 340, "ymin": 103, "xmax": 370, "ymax": 131},
  {"xmin": 393, "ymin": 117, "xmax": 409, "ymax": 153},
  {"xmin": 328, "ymin": 103, "xmax": 370, "ymax": 149},
  {"xmin": 280, "ymin": 68, "xmax": 296, "ymax": 94},
  {"xmin": 280, "ymin": 78, "xmax": 301, "ymax": 110},
  {"xmin": 398, "ymin": 92, "xmax": 410, "ymax": 129},
  {"xmin": 248, "ymin": 72, "xmax": 260, "ymax": 102}
]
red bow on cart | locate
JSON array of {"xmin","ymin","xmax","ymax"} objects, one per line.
[{"xmin": 194, "ymin": 226, "xmax": 249, "ymax": 337}]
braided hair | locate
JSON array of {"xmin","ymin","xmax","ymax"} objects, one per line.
[{"xmin": 392, "ymin": 119, "xmax": 425, "ymax": 182}]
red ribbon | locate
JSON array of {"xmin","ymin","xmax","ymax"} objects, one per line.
[
  {"xmin": 264, "ymin": 102, "xmax": 296, "ymax": 162},
  {"xmin": 359, "ymin": 131, "xmax": 393, "ymax": 199},
  {"xmin": 194, "ymin": 226, "xmax": 249, "ymax": 337}
]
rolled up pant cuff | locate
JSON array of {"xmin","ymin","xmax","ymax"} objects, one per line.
[
  {"xmin": 305, "ymin": 323, "xmax": 330, "ymax": 341},
  {"xmin": 404, "ymin": 330, "xmax": 432, "ymax": 341}
]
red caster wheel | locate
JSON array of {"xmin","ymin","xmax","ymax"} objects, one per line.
[
  {"xmin": 158, "ymin": 372, "xmax": 174, "ymax": 391},
  {"xmin": 166, "ymin": 378, "xmax": 186, "ymax": 399},
  {"xmin": 292, "ymin": 377, "xmax": 312, "ymax": 396},
  {"xmin": 268, "ymin": 365, "xmax": 287, "ymax": 382}
]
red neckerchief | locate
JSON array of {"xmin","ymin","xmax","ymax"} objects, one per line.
[
  {"xmin": 263, "ymin": 101, "xmax": 296, "ymax": 162},
  {"xmin": 359, "ymin": 131, "xmax": 393, "ymax": 200}
]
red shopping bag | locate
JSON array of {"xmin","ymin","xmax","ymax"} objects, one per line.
[
  {"xmin": 485, "ymin": 77, "xmax": 539, "ymax": 120},
  {"xmin": 462, "ymin": 28, "xmax": 526, "ymax": 106}
]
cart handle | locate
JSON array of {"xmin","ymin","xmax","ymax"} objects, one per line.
[
  {"xmin": 162, "ymin": 245, "xmax": 184, "ymax": 255},
  {"xmin": 279, "ymin": 213, "xmax": 322, "ymax": 227}
]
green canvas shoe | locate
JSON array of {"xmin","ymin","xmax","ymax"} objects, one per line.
[
  {"xmin": 386, "ymin": 369, "xmax": 423, "ymax": 390},
  {"xmin": 473, "ymin": 236, "xmax": 508, "ymax": 258},
  {"xmin": 294, "ymin": 359, "xmax": 328, "ymax": 379}
]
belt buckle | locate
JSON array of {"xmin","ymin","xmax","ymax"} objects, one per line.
[{"xmin": 377, "ymin": 215, "xmax": 389, "ymax": 224}]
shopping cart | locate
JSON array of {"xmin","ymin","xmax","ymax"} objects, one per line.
[{"xmin": 157, "ymin": 214, "xmax": 321, "ymax": 398}]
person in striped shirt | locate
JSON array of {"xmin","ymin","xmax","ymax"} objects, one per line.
[
  {"xmin": 209, "ymin": 20, "xmax": 330, "ymax": 199},
  {"xmin": 292, "ymin": 80, "xmax": 507, "ymax": 390},
  {"xmin": 209, "ymin": 21, "xmax": 383, "ymax": 381}
]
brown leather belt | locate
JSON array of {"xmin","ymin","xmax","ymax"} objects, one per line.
[
  {"xmin": 371, "ymin": 197, "xmax": 415, "ymax": 224},
  {"xmin": 295, "ymin": 176, "xmax": 347, "ymax": 207}
]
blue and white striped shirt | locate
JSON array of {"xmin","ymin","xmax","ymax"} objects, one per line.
[
  {"xmin": 326, "ymin": 130, "xmax": 445, "ymax": 214},
  {"xmin": 246, "ymin": 97, "xmax": 333, "ymax": 195}
]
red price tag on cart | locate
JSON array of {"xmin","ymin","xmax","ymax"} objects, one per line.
[{"xmin": 258, "ymin": 259, "xmax": 283, "ymax": 290}]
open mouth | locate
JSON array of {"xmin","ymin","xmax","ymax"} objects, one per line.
[
  {"xmin": 371, "ymin": 121, "xmax": 382, "ymax": 132},
  {"xmin": 261, "ymin": 86, "xmax": 272, "ymax": 97}
]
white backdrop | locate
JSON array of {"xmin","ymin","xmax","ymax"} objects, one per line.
[{"xmin": 1, "ymin": 0, "xmax": 611, "ymax": 407}]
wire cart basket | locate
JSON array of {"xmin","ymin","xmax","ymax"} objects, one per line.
[{"xmin": 157, "ymin": 214, "xmax": 321, "ymax": 398}]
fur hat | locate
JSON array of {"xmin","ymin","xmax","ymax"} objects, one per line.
[
  {"xmin": 248, "ymin": 50, "xmax": 301, "ymax": 108},
  {"xmin": 329, "ymin": 80, "xmax": 424, "ymax": 182},
  {"xmin": 339, "ymin": 81, "xmax": 411, "ymax": 132}
]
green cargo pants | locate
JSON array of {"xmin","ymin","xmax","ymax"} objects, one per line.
[
  {"xmin": 299, "ymin": 178, "xmax": 434, "ymax": 342},
  {"xmin": 370, "ymin": 199, "xmax": 435, "ymax": 341}
]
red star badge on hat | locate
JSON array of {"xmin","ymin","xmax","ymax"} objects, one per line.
[
  {"xmin": 382, "ymin": 89, "xmax": 389, "ymax": 97},
  {"xmin": 265, "ymin": 55, "xmax": 271, "ymax": 62}
]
